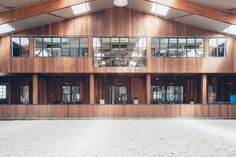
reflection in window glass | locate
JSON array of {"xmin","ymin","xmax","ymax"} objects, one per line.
[
  {"xmin": 0, "ymin": 85, "xmax": 7, "ymax": 99},
  {"xmin": 34, "ymin": 37, "xmax": 88, "ymax": 57},
  {"xmin": 151, "ymin": 85, "xmax": 183, "ymax": 104},
  {"xmin": 152, "ymin": 37, "xmax": 204, "ymax": 57},
  {"xmin": 209, "ymin": 38, "xmax": 227, "ymax": 57},
  {"xmin": 178, "ymin": 38, "xmax": 186, "ymax": 57},
  {"xmin": 169, "ymin": 38, "xmax": 177, "ymax": 57},
  {"xmin": 11, "ymin": 37, "xmax": 29, "ymax": 57},
  {"xmin": 62, "ymin": 85, "xmax": 81, "ymax": 103},
  {"xmin": 93, "ymin": 37, "xmax": 146, "ymax": 67}
]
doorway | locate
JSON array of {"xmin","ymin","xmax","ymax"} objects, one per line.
[{"xmin": 109, "ymin": 85, "xmax": 128, "ymax": 104}]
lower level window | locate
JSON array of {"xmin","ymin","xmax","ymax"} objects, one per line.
[
  {"xmin": 151, "ymin": 86, "xmax": 183, "ymax": 104},
  {"xmin": 0, "ymin": 85, "xmax": 7, "ymax": 102},
  {"xmin": 62, "ymin": 86, "xmax": 80, "ymax": 103}
]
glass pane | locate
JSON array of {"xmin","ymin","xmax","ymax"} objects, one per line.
[
  {"xmin": 20, "ymin": 85, "xmax": 29, "ymax": 104},
  {"xmin": 70, "ymin": 38, "xmax": 79, "ymax": 48},
  {"xmin": 195, "ymin": 38, "xmax": 204, "ymax": 57},
  {"xmin": 72, "ymin": 86, "xmax": 80, "ymax": 103},
  {"xmin": 129, "ymin": 38, "xmax": 138, "ymax": 49},
  {"xmin": 43, "ymin": 38, "xmax": 52, "ymax": 57},
  {"xmin": 209, "ymin": 38, "xmax": 217, "ymax": 56},
  {"xmin": 80, "ymin": 38, "xmax": 88, "ymax": 48},
  {"xmin": 152, "ymin": 38, "xmax": 159, "ymax": 56},
  {"xmin": 12, "ymin": 38, "xmax": 20, "ymax": 47},
  {"xmin": 102, "ymin": 38, "xmax": 110, "ymax": 49},
  {"xmin": 111, "ymin": 38, "xmax": 120, "ymax": 57},
  {"xmin": 137, "ymin": 38, "xmax": 146, "ymax": 48},
  {"xmin": 70, "ymin": 48, "xmax": 79, "ymax": 56},
  {"xmin": 21, "ymin": 38, "xmax": 29, "ymax": 47},
  {"xmin": 62, "ymin": 38, "xmax": 70, "ymax": 48},
  {"xmin": 12, "ymin": 47, "xmax": 20, "ymax": 56},
  {"xmin": 34, "ymin": 48, "xmax": 43, "ymax": 57},
  {"xmin": 22, "ymin": 48, "xmax": 29, "ymax": 57},
  {"xmin": 93, "ymin": 38, "xmax": 101, "ymax": 48},
  {"xmin": 168, "ymin": 38, "xmax": 177, "ymax": 57},
  {"xmin": 34, "ymin": 38, "xmax": 43, "ymax": 48},
  {"xmin": 62, "ymin": 86, "xmax": 71, "ymax": 103},
  {"xmin": 159, "ymin": 38, "xmax": 168, "ymax": 57},
  {"xmin": 187, "ymin": 38, "xmax": 196, "ymax": 57},
  {"xmin": 62, "ymin": 48, "xmax": 70, "ymax": 56},
  {"xmin": 178, "ymin": 38, "xmax": 186, "ymax": 57},
  {"xmin": 120, "ymin": 38, "xmax": 129, "ymax": 57}
]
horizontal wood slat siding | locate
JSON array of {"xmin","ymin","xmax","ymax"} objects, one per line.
[{"xmin": 0, "ymin": 104, "xmax": 236, "ymax": 119}]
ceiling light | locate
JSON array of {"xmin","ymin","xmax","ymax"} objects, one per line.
[
  {"xmin": 71, "ymin": 3, "xmax": 90, "ymax": 15},
  {"xmin": 223, "ymin": 25, "xmax": 236, "ymax": 35},
  {"xmin": 114, "ymin": 0, "xmax": 128, "ymax": 7},
  {"xmin": 151, "ymin": 3, "xmax": 170, "ymax": 16},
  {"xmin": 0, "ymin": 24, "xmax": 15, "ymax": 34}
]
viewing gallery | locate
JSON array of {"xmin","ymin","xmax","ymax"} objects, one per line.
[{"xmin": 0, "ymin": 0, "xmax": 236, "ymax": 118}]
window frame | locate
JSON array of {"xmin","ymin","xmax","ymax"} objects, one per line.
[
  {"xmin": 11, "ymin": 36, "xmax": 30, "ymax": 57},
  {"xmin": 33, "ymin": 36, "xmax": 88, "ymax": 58},
  {"xmin": 208, "ymin": 37, "xmax": 227, "ymax": 57},
  {"xmin": 151, "ymin": 37, "xmax": 205, "ymax": 58}
]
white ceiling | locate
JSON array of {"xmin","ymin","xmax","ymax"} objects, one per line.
[
  {"xmin": 0, "ymin": 0, "xmax": 236, "ymax": 36},
  {"xmin": 51, "ymin": 0, "xmax": 113, "ymax": 18},
  {"xmin": 11, "ymin": 14, "xmax": 63, "ymax": 32}
]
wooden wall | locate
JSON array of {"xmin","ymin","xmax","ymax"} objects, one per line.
[
  {"xmin": 94, "ymin": 75, "xmax": 146, "ymax": 104},
  {"xmin": 0, "ymin": 7, "xmax": 234, "ymax": 74},
  {"xmin": 0, "ymin": 104, "xmax": 236, "ymax": 119}
]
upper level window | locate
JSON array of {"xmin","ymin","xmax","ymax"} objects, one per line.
[
  {"xmin": 209, "ymin": 38, "xmax": 227, "ymax": 57},
  {"xmin": 152, "ymin": 37, "xmax": 204, "ymax": 57},
  {"xmin": 34, "ymin": 37, "xmax": 88, "ymax": 57},
  {"xmin": 11, "ymin": 37, "xmax": 29, "ymax": 57},
  {"xmin": 0, "ymin": 85, "xmax": 7, "ymax": 100},
  {"xmin": 93, "ymin": 37, "xmax": 146, "ymax": 67}
]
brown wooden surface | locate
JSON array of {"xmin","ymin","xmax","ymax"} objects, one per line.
[
  {"xmin": 32, "ymin": 74, "xmax": 38, "ymax": 104},
  {"xmin": 147, "ymin": 0, "xmax": 236, "ymax": 25},
  {"xmin": 146, "ymin": 74, "xmax": 151, "ymax": 104},
  {"xmin": 201, "ymin": 74, "xmax": 207, "ymax": 105},
  {"xmin": 89, "ymin": 74, "xmax": 95, "ymax": 104},
  {"xmin": 0, "ymin": 104, "xmax": 236, "ymax": 119},
  {"xmin": 0, "ymin": 8, "xmax": 233, "ymax": 74}
]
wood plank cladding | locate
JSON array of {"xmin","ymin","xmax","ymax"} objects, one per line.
[
  {"xmin": 0, "ymin": 7, "xmax": 235, "ymax": 73},
  {"xmin": 0, "ymin": 104, "xmax": 236, "ymax": 119}
]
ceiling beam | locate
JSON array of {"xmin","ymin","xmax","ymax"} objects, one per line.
[
  {"xmin": 147, "ymin": 0, "xmax": 236, "ymax": 25},
  {"xmin": 0, "ymin": 0, "xmax": 93, "ymax": 25}
]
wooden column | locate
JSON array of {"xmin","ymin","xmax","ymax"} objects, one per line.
[
  {"xmin": 146, "ymin": 74, "xmax": 151, "ymax": 104},
  {"xmin": 89, "ymin": 74, "xmax": 95, "ymax": 104},
  {"xmin": 201, "ymin": 74, "xmax": 207, "ymax": 105},
  {"xmin": 33, "ymin": 74, "xmax": 38, "ymax": 104}
]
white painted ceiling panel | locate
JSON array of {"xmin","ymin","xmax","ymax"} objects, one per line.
[
  {"xmin": 174, "ymin": 14, "xmax": 229, "ymax": 33},
  {"xmin": 11, "ymin": 14, "xmax": 63, "ymax": 32},
  {"xmin": 51, "ymin": 0, "xmax": 113, "ymax": 18},
  {"xmin": 191, "ymin": 0, "xmax": 236, "ymax": 10},
  {"xmin": 127, "ymin": 0, "xmax": 189, "ymax": 19}
]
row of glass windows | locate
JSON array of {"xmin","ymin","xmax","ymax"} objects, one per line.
[
  {"xmin": 151, "ymin": 86, "xmax": 184, "ymax": 104},
  {"xmin": 93, "ymin": 37, "xmax": 147, "ymax": 67},
  {"xmin": 34, "ymin": 37, "xmax": 88, "ymax": 57},
  {"xmin": 152, "ymin": 38, "xmax": 204, "ymax": 57},
  {"xmin": 11, "ymin": 37, "xmax": 227, "ymax": 58}
]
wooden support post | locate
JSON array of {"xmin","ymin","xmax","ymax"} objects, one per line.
[
  {"xmin": 89, "ymin": 74, "xmax": 95, "ymax": 104},
  {"xmin": 201, "ymin": 74, "xmax": 207, "ymax": 105},
  {"xmin": 146, "ymin": 74, "xmax": 151, "ymax": 104},
  {"xmin": 33, "ymin": 74, "xmax": 38, "ymax": 104}
]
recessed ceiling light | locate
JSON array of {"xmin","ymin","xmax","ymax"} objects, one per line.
[
  {"xmin": 223, "ymin": 25, "xmax": 236, "ymax": 35},
  {"xmin": 0, "ymin": 24, "xmax": 15, "ymax": 34},
  {"xmin": 151, "ymin": 3, "xmax": 170, "ymax": 16},
  {"xmin": 71, "ymin": 3, "xmax": 90, "ymax": 15},
  {"xmin": 114, "ymin": 0, "xmax": 128, "ymax": 7}
]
